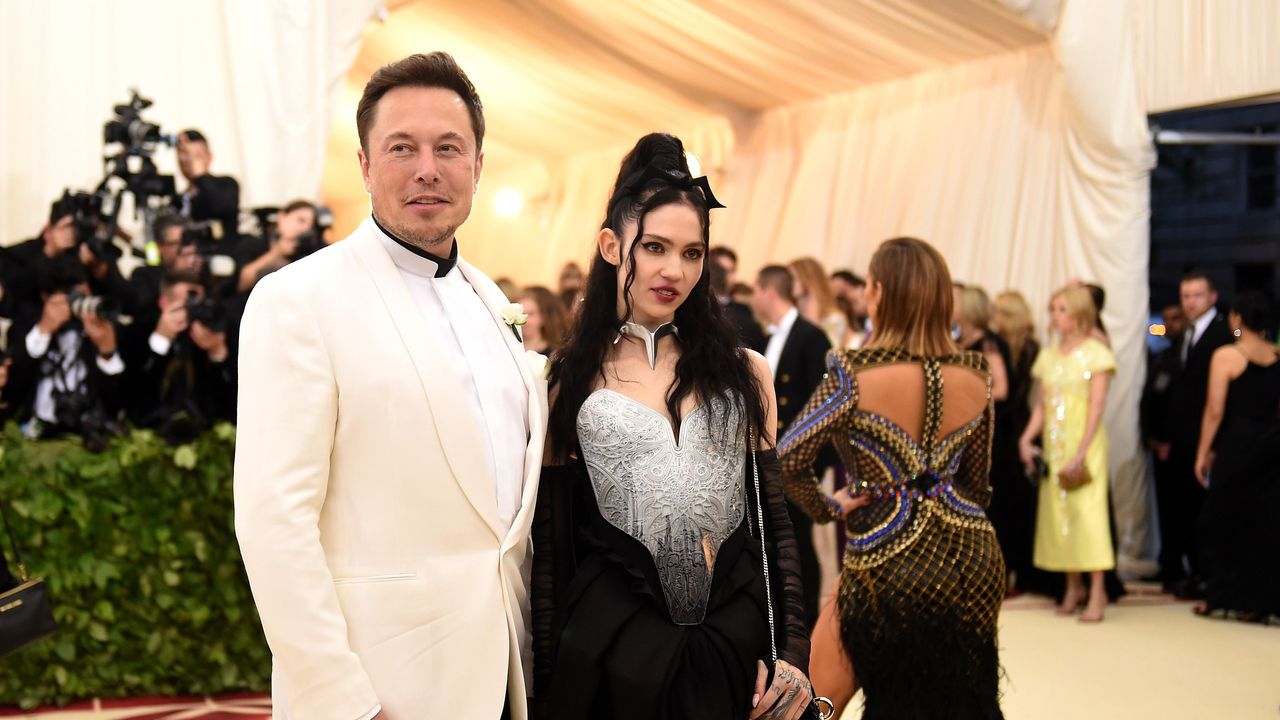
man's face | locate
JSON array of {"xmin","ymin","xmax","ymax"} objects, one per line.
[
  {"xmin": 277, "ymin": 207, "xmax": 316, "ymax": 240},
  {"xmin": 1162, "ymin": 305, "xmax": 1187, "ymax": 339},
  {"xmin": 159, "ymin": 226, "xmax": 202, "ymax": 274},
  {"xmin": 751, "ymin": 280, "xmax": 772, "ymax": 318},
  {"xmin": 713, "ymin": 254, "xmax": 736, "ymax": 287},
  {"xmin": 1179, "ymin": 279, "xmax": 1217, "ymax": 322},
  {"xmin": 358, "ymin": 86, "xmax": 483, "ymax": 253},
  {"xmin": 44, "ymin": 215, "xmax": 78, "ymax": 253},
  {"xmin": 177, "ymin": 136, "xmax": 212, "ymax": 182}
]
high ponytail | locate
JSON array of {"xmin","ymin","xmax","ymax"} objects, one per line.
[{"xmin": 547, "ymin": 133, "xmax": 766, "ymax": 460}]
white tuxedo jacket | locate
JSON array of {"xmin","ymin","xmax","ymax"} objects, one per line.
[{"xmin": 234, "ymin": 219, "xmax": 547, "ymax": 720}]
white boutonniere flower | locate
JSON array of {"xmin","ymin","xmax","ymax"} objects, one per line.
[
  {"xmin": 501, "ymin": 303, "xmax": 528, "ymax": 342},
  {"xmin": 526, "ymin": 350, "xmax": 550, "ymax": 380}
]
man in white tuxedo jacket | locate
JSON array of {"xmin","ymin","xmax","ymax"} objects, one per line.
[{"xmin": 235, "ymin": 52, "xmax": 546, "ymax": 720}]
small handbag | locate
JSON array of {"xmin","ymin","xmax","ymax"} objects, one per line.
[
  {"xmin": 0, "ymin": 501, "xmax": 57, "ymax": 657},
  {"xmin": 748, "ymin": 443, "xmax": 835, "ymax": 720},
  {"xmin": 1057, "ymin": 462, "xmax": 1092, "ymax": 491}
]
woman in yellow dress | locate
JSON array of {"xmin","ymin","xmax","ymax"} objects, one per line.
[{"xmin": 1018, "ymin": 286, "xmax": 1116, "ymax": 623}]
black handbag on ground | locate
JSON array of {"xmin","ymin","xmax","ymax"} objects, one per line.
[{"xmin": 0, "ymin": 500, "xmax": 57, "ymax": 657}]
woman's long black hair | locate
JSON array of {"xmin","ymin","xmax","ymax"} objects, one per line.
[{"xmin": 547, "ymin": 132, "xmax": 767, "ymax": 460}]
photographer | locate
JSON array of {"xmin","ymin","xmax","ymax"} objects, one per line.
[
  {"xmin": 7, "ymin": 194, "xmax": 132, "ymax": 322},
  {"xmin": 234, "ymin": 200, "xmax": 317, "ymax": 295},
  {"xmin": 121, "ymin": 271, "xmax": 236, "ymax": 442},
  {"xmin": 5, "ymin": 256, "xmax": 125, "ymax": 443},
  {"xmin": 175, "ymin": 130, "xmax": 239, "ymax": 243},
  {"xmin": 127, "ymin": 212, "xmax": 203, "ymax": 327}
]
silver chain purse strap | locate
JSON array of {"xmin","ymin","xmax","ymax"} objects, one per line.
[{"xmin": 749, "ymin": 435, "xmax": 835, "ymax": 720}]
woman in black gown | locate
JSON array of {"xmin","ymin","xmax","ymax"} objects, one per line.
[
  {"xmin": 532, "ymin": 133, "xmax": 817, "ymax": 720},
  {"xmin": 1193, "ymin": 291, "xmax": 1280, "ymax": 622}
]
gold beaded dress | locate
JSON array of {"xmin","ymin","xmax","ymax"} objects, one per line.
[{"xmin": 779, "ymin": 348, "xmax": 1005, "ymax": 719}]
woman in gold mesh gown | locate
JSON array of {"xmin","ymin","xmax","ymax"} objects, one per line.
[{"xmin": 778, "ymin": 238, "xmax": 1005, "ymax": 719}]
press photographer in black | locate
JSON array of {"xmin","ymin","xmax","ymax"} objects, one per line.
[
  {"xmin": 121, "ymin": 270, "xmax": 236, "ymax": 442},
  {"xmin": 234, "ymin": 199, "xmax": 318, "ymax": 294},
  {"xmin": 4, "ymin": 255, "xmax": 126, "ymax": 444},
  {"xmin": 175, "ymin": 130, "xmax": 240, "ymax": 240},
  {"xmin": 6, "ymin": 193, "xmax": 133, "ymax": 323},
  {"xmin": 126, "ymin": 212, "xmax": 204, "ymax": 327}
]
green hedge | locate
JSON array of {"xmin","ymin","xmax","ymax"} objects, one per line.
[{"xmin": 0, "ymin": 423, "xmax": 269, "ymax": 709}]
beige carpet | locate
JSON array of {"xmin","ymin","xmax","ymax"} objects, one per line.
[
  {"xmin": 841, "ymin": 592, "xmax": 1280, "ymax": 719},
  {"xmin": 14, "ymin": 593, "xmax": 1279, "ymax": 719}
]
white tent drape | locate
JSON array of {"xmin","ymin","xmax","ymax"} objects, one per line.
[{"xmin": 0, "ymin": 0, "xmax": 379, "ymax": 247}]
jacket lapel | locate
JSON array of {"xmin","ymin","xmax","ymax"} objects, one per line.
[
  {"xmin": 456, "ymin": 259, "xmax": 549, "ymax": 553},
  {"xmin": 349, "ymin": 223, "xmax": 504, "ymax": 541}
]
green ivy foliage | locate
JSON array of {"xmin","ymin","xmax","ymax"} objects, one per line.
[{"xmin": 0, "ymin": 423, "xmax": 269, "ymax": 709}]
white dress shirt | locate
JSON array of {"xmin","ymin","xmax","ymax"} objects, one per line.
[
  {"xmin": 375, "ymin": 227, "xmax": 530, "ymax": 534},
  {"xmin": 764, "ymin": 306, "xmax": 800, "ymax": 378},
  {"xmin": 1182, "ymin": 307, "xmax": 1218, "ymax": 363},
  {"xmin": 25, "ymin": 325, "xmax": 124, "ymax": 425}
]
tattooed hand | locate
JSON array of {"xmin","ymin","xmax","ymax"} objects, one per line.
[{"xmin": 749, "ymin": 659, "xmax": 814, "ymax": 720}]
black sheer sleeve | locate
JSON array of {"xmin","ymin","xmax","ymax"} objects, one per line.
[
  {"xmin": 754, "ymin": 449, "xmax": 811, "ymax": 673},
  {"xmin": 531, "ymin": 462, "xmax": 579, "ymax": 720}
]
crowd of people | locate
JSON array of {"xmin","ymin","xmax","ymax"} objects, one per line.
[
  {"xmin": 0, "ymin": 130, "xmax": 327, "ymax": 446},
  {"xmin": 497, "ymin": 241, "xmax": 1280, "ymax": 634},
  {"xmin": 2, "ymin": 48, "xmax": 1276, "ymax": 720}
]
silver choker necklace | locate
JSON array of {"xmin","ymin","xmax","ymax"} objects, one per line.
[{"xmin": 615, "ymin": 321, "xmax": 679, "ymax": 370}]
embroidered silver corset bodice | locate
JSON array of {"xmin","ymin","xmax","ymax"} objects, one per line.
[{"xmin": 576, "ymin": 389, "xmax": 746, "ymax": 625}]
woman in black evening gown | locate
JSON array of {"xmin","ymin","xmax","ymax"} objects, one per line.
[
  {"xmin": 532, "ymin": 133, "xmax": 817, "ymax": 720},
  {"xmin": 1193, "ymin": 291, "xmax": 1280, "ymax": 622}
]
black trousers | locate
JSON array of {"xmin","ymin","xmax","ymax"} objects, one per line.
[{"xmin": 1156, "ymin": 449, "xmax": 1207, "ymax": 579}]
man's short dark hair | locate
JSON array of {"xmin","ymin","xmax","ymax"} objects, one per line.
[
  {"xmin": 709, "ymin": 246, "xmax": 738, "ymax": 266},
  {"xmin": 757, "ymin": 265, "xmax": 795, "ymax": 304},
  {"xmin": 180, "ymin": 129, "xmax": 208, "ymax": 145},
  {"xmin": 48, "ymin": 193, "xmax": 77, "ymax": 226},
  {"xmin": 153, "ymin": 212, "xmax": 188, "ymax": 242},
  {"xmin": 160, "ymin": 270, "xmax": 204, "ymax": 297},
  {"xmin": 356, "ymin": 52, "xmax": 485, "ymax": 153},
  {"xmin": 832, "ymin": 270, "xmax": 865, "ymax": 287},
  {"xmin": 1181, "ymin": 269, "xmax": 1216, "ymax": 292},
  {"xmin": 281, "ymin": 199, "xmax": 316, "ymax": 215}
]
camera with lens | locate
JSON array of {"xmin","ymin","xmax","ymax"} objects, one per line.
[
  {"xmin": 55, "ymin": 189, "xmax": 123, "ymax": 263},
  {"xmin": 67, "ymin": 289, "xmax": 121, "ymax": 323},
  {"xmin": 50, "ymin": 387, "xmax": 121, "ymax": 452},
  {"xmin": 184, "ymin": 296, "xmax": 227, "ymax": 333},
  {"xmin": 292, "ymin": 205, "xmax": 334, "ymax": 260},
  {"xmin": 101, "ymin": 90, "xmax": 176, "ymax": 202},
  {"xmin": 104, "ymin": 90, "xmax": 176, "ymax": 158}
]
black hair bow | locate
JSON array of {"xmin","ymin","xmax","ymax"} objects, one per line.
[{"xmin": 611, "ymin": 163, "xmax": 726, "ymax": 212}]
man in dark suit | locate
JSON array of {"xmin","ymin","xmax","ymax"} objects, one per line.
[
  {"xmin": 121, "ymin": 271, "xmax": 236, "ymax": 443},
  {"xmin": 175, "ymin": 130, "xmax": 241, "ymax": 248},
  {"xmin": 1160, "ymin": 271, "xmax": 1233, "ymax": 596},
  {"xmin": 710, "ymin": 261, "xmax": 766, "ymax": 352},
  {"xmin": 753, "ymin": 264, "xmax": 832, "ymax": 628}
]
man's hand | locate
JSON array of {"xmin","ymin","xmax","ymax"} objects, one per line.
[
  {"xmin": 39, "ymin": 293, "xmax": 72, "ymax": 335},
  {"xmin": 155, "ymin": 303, "xmax": 190, "ymax": 341},
  {"xmin": 177, "ymin": 135, "xmax": 211, "ymax": 181},
  {"xmin": 82, "ymin": 311, "xmax": 117, "ymax": 356},
  {"xmin": 0, "ymin": 357, "xmax": 11, "ymax": 391},
  {"xmin": 190, "ymin": 321, "xmax": 229, "ymax": 362},
  {"xmin": 1151, "ymin": 441, "xmax": 1171, "ymax": 463}
]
